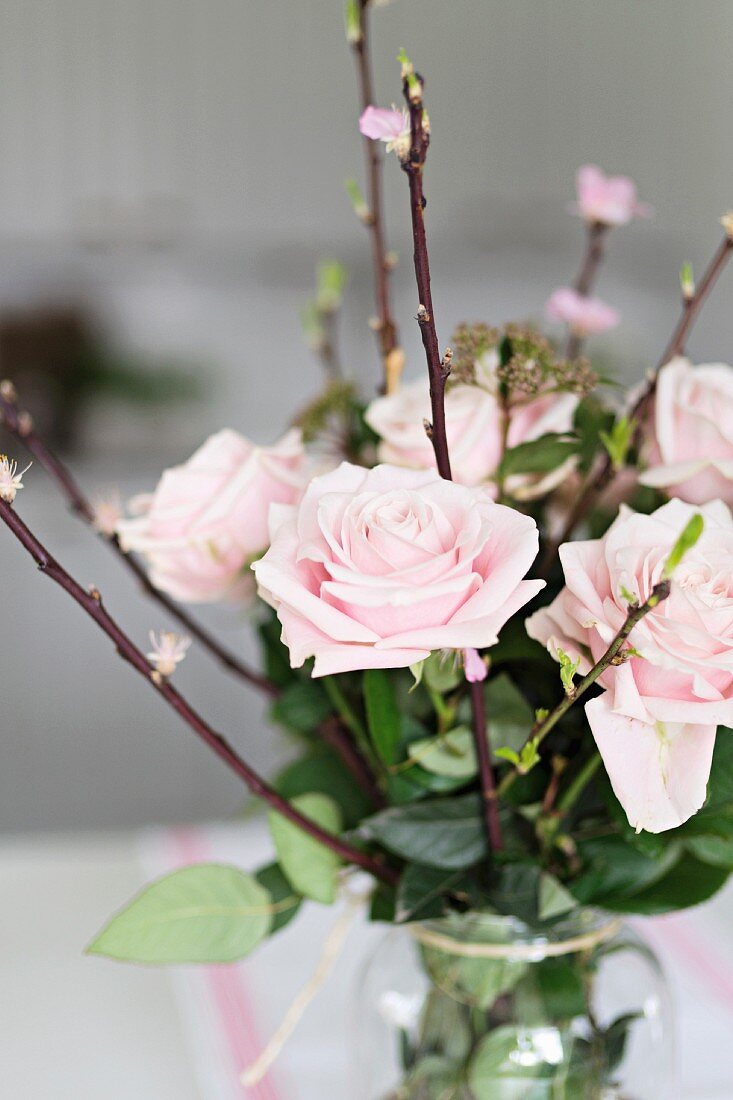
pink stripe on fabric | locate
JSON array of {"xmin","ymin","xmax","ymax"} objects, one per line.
[
  {"xmin": 170, "ymin": 828, "xmax": 284, "ymax": 1100},
  {"xmin": 648, "ymin": 914, "xmax": 733, "ymax": 1011}
]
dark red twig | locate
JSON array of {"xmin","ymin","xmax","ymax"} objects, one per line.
[
  {"xmin": 564, "ymin": 221, "xmax": 610, "ymax": 360},
  {"xmin": 540, "ymin": 233, "xmax": 733, "ymax": 574},
  {"xmin": 350, "ymin": 1, "xmax": 400, "ymax": 390},
  {"xmin": 320, "ymin": 714, "xmax": 385, "ymax": 808},
  {"xmin": 0, "ymin": 386, "xmax": 277, "ymax": 697},
  {"xmin": 400, "ymin": 73, "xmax": 452, "ymax": 480},
  {"xmin": 0, "ymin": 497, "xmax": 397, "ymax": 885}
]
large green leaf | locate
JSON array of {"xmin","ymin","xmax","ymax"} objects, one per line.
[
  {"xmin": 395, "ymin": 863, "xmax": 468, "ymax": 922},
  {"xmin": 268, "ymin": 793, "xmax": 343, "ymax": 905},
  {"xmin": 570, "ymin": 835, "xmax": 680, "ymax": 906},
  {"xmin": 270, "ymin": 680, "xmax": 332, "ymax": 735},
  {"xmin": 363, "ymin": 668, "xmax": 402, "ymax": 764},
  {"xmin": 601, "ymin": 854, "xmax": 730, "ymax": 915},
  {"xmin": 359, "ymin": 794, "xmax": 486, "ymax": 869},
  {"xmin": 86, "ymin": 864, "xmax": 273, "ymax": 964}
]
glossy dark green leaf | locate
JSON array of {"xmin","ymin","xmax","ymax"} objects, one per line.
[
  {"xmin": 270, "ymin": 680, "xmax": 332, "ymax": 735},
  {"xmin": 601, "ymin": 854, "xmax": 730, "ymax": 915},
  {"xmin": 395, "ymin": 863, "xmax": 469, "ymax": 922},
  {"xmin": 254, "ymin": 863, "xmax": 301, "ymax": 934},
  {"xmin": 485, "ymin": 674, "xmax": 534, "ymax": 758},
  {"xmin": 359, "ymin": 794, "xmax": 486, "ymax": 869},
  {"xmin": 363, "ymin": 668, "xmax": 402, "ymax": 765},
  {"xmin": 275, "ymin": 745, "xmax": 373, "ymax": 828}
]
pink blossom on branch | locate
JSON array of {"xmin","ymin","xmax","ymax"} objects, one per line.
[
  {"xmin": 572, "ymin": 164, "xmax": 651, "ymax": 227},
  {"xmin": 640, "ymin": 357, "xmax": 733, "ymax": 507},
  {"xmin": 526, "ymin": 498, "xmax": 733, "ymax": 832},
  {"xmin": 359, "ymin": 105, "xmax": 410, "ymax": 157},
  {"xmin": 545, "ymin": 287, "xmax": 620, "ymax": 336},
  {"xmin": 252, "ymin": 462, "xmax": 544, "ymax": 677},
  {"xmin": 117, "ymin": 428, "xmax": 308, "ymax": 605}
]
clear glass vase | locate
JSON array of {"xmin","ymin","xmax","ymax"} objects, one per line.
[{"xmin": 353, "ymin": 910, "xmax": 674, "ymax": 1099}]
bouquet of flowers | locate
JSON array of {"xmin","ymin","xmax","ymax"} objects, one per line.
[{"xmin": 2, "ymin": 7, "xmax": 733, "ymax": 1098}]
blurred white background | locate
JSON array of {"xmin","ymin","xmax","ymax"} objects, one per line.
[{"xmin": 1, "ymin": 0, "xmax": 732, "ymax": 831}]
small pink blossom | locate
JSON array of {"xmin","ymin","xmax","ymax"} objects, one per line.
[
  {"xmin": 573, "ymin": 164, "xmax": 651, "ymax": 227},
  {"xmin": 147, "ymin": 630, "xmax": 191, "ymax": 677},
  {"xmin": 0, "ymin": 454, "xmax": 31, "ymax": 504},
  {"xmin": 252, "ymin": 462, "xmax": 543, "ymax": 677},
  {"xmin": 359, "ymin": 106, "xmax": 410, "ymax": 157},
  {"xmin": 463, "ymin": 648, "xmax": 488, "ymax": 683},
  {"xmin": 545, "ymin": 287, "xmax": 620, "ymax": 336}
]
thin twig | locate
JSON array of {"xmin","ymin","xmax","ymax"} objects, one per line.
[
  {"xmin": 350, "ymin": 0, "xmax": 400, "ymax": 391},
  {"xmin": 498, "ymin": 579, "xmax": 671, "ymax": 796},
  {"xmin": 0, "ymin": 385, "xmax": 277, "ymax": 696},
  {"xmin": 540, "ymin": 234, "xmax": 733, "ymax": 574},
  {"xmin": 400, "ymin": 71, "xmax": 452, "ymax": 480},
  {"xmin": 320, "ymin": 714, "xmax": 385, "ymax": 808},
  {"xmin": 564, "ymin": 221, "xmax": 610, "ymax": 360},
  {"xmin": 0, "ymin": 497, "xmax": 398, "ymax": 886},
  {"xmin": 468, "ymin": 679, "xmax": 503, "ymax": 851}
]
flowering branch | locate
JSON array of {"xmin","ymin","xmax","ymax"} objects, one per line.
[
  {"xmin": 348, "ymin": 1, "xmax": 401, "ymax": 392},
  {"xmin": 499, "ymin": 578, "xmax": 672, "ymax": 796},
  {"xmin": 540, "ymin": 231, "xmax": 733, "ymax": 573},
  {"xmin": 399, "ymin": 61, "xmax": 452, "ymax": 481},
  {"xmin": 0, "ymin": 496, "xmax": 397, "ymax": 885},
  {"xmin": 564, "ymin": 222, "xmax": 610, "ymax": 359},
  {"xmin": 0, "ymin": 383, "xmax": 276, "ymax": 697}
]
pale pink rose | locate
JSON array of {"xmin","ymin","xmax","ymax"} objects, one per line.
[
  {"xmin": 545, "ymin": 287, "xmax": 620, "ymax": 335},
  {"xmin": 640, "ymin": 357, "xmax": 733, "ymax": 506},
  {"xmin": 252, "ymin": 462, "xmax": 544, "ymax": 677},
  {"xmin": 364, "ymin": 357, "xmax": 578, "ymax": 497},
  {"xmin": 117, "ymin": 428, "xmax": 307, "ymax": 604},
  {"xmin": 526, "ymin": 498, "xmax": 733, "ymax": 832},
  {"xmin": 572, "ymin": 164, "xmax": 651, "ymax": 226},
  {"xmin": 359, "ymin": 106, "xmax": 410, "ymax": 156}
]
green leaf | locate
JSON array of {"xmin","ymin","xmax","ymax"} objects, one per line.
[
  {"xmin": 407, "ymin": 726, "xmax": 477, "ymax": 778},
  {"xmin": 254, "ymin": 864, "xmax": 301, "ymax": 934},
  {"xmin": 364, "ymin": 668, "xmax": 402, "ymax": 765},
  {"xmin": 662, "ymin": 513, "xmax": 704, "ymax": 580},
  {"xmin": 538, "ymin": 872, "xmax": 577, "ymax": 921},
  {"xmin": 570, "ymin": 835, "xmax": 680, "ymax": 907},
  {"xmin": 270, "ymin": 680, "xmax": 332, "ymax": 735},
  {"xmin": 599, "ymin": 415, "xmax": 635, "ymax": 472},
  {"xmin": 274, "ymin": 744, "xmax": 372, "ymax": 829},
  {"xmin": 268, "ymin": 793, "xmax": 343, "ymax": 905},
  {"xmin": 601, "ymin": 854, "xmax": 730, "ymax": 915},
  {"xmin": 485, "ymin": 674, "xmax": 534, "ymax": 758},
  {"xmin": 469, "ymin": 1025, "xmax": 560, "ymax": 1097},
  {"xmin": 498, "ymin": 433, "xmax": 577, "ymax": 478},
  {"xmin": 557, "ymin": 648, "xmax": 580, "ymax": 695},
  {"xmin": 395, "ymin": 863, "xmax": 468, "ymax": 922},
  {"xmin": 359, "ymin": 794, "xmax": 486, "ymax": 869},
  {"xmin": 86, "ymin": 864, "xmax": 272, "ymax": 964},
  {"xmin": 421, "ymin": 650, "xmax": 461, "ymax": 693}
]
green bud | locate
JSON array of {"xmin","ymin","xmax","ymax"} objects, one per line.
[
  {"xmin": 599, "ymin": 415, "xmax": 636, "ymax": 472},
  {"xmin": 316, "ymin": 260, "xmax": 348, "ymax": 313},
  {"xmin": 344, "ymin": 0, "xmax": 362, "ymax": 45},
  {"xmin": 344, "ymin": 178, "xmax": 369, "ymax": 222},
  {"xmin": 662, "ymin": 513, "xmax": 704, "ymax": 580},
  {"xmin": 300, "ymin": 301, "xmax": 325, "ymax": 351},
  {"xmin": 557, "ymin": 647, "xmax": 581, "ymax": 696},
  {"xmin": 680, "ymin": 261, "xmax": 695, "ymax": 300}
]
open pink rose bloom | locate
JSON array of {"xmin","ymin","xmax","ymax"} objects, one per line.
[
  {"xmin": 253, "ymin": 462, "xmax": 544, "ymax": 676},
  {"xmin": 527, "ymin": 499, "xmax": 733, "ymax": 832}
]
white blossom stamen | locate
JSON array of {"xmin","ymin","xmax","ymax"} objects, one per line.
[
  {"xmin": 0, "ymin": 454, "xmax": 31, "ymax": 504},
  {"xmin": 91, "ymin": 491, "xmax": 123, "ymax": 537},
  {"xmin": 147, "ymin": 631, "xmax": 191, "ymax": 677}
]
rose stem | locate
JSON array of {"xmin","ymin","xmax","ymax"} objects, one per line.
[
  {"xmin": 469, "ymin": 680, "xmax": 503, "ymax": 852},
  {"xmin": 400, "ymin": 70, "xmax": 452, "ymax": 481},
  {"xmin": 498, "ymin": 579, "xmax": 671, "ymax": 797},
  {"xmin": 0, "ymin": 384, "xmax": 277, "ymax": 697},
  {"xmin": 564, "ymin": 221, "xmax": 610, "ymax": 360},
  {"xmin": 0, "ymin": 497, "xmax": 398, "ymax": 885},
  {"xmin": 398, "ymin": 63, "xmax": 500, "ymax": 850},
  {"xmin": 319, "ymin": 715, "xmax": 385, "ymax": 808},
  {"xmin": 540, "ymin": 232, "xmax": 733, "ymax": 574},
  {"xmin": 350, "ymin": 0, "xmax": 400, "ymax": 391}
]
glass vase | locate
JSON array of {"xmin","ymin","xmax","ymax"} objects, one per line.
[{"xmin": 353, "ymin": 909, "xmax": 674, "ymax": 1099}]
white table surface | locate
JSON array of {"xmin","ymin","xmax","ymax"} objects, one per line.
[{"xmin": 1, "ymin": 822, "xmax": 732, "ymax": 1100}]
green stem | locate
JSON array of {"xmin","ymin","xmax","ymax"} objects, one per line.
[
  {"xmin": 557, "ymin": 752, "xmax": 602, "ymax": 815},
  {"xmin": 322, "ymin": 676, "xmax": 380, "ymax": 774}
]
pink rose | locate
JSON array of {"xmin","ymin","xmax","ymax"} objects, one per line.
[
  {"xmin": 364, "ymin": 357, "xmax": 578, "ymax": 496},
  {"xmin": 572, "ymin": 164, "xmax": 651, "ymax": 226},
  {"xmin": 545, "ymin": 287, "xmax": 620, "ymax": 336},
  {"xmin": 526, "ymin": 499, "xmax": 733, "ymax": 833},
  {"xmin": 640, "ymin": 357, "xmax": 733, "ymax": 506},
  {"xmin": 117, "ymin": 428, "xmax": 307, "ymax": 604},
  {"xmin": 252, "ymin": 462, "xmax": 544, "ymax": 677}
]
